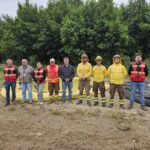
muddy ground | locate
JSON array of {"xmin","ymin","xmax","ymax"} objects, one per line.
[{"xmin": 0, "ymin": 90, "xmax": 150, "ymax": 150}]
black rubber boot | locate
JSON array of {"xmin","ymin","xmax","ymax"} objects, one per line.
[
  {"xmin": 108, "ymin": 103, "xmax": 114, "ymax": 108},
  {"xmin": 93, "ymin": 101, "xmax": 99, "ymax": 106},
  {"xmin": 76, "ymin": 100, "xmax": 83, "ymax": 105},
  {"xmin": 102, "ymin": 102, "xmax": 106, "ymax": 107},
  {"xmin": 87, "ymin": 100, "xmax": 92, "ymax": 106},
  {"xmin": 120, "ymin": 104, "xmax": 125, "ymax": 109}
]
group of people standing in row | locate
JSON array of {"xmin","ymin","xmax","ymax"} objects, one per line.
[{"xmin": 3, "ymin": 53, "xmax": 148, "ymax": 111}]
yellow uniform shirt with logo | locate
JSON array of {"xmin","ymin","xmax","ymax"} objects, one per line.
[
  {"xmin": 107, "ymin": 64, "xmax": 127, "ymax": 84},
  {"xmin": 77, "ymin": 62, "xmax": 92, "ymax": 80},
  {"xmin": 92, "ymin": 65, "xmax": 107, "ymax": 82}
]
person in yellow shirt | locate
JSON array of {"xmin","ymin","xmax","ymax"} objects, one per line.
[
  {"xmin": 107, "ymin": 55, "xmax": 127, "ymax": 109},
  {"xmin": 92, "ymin": 56, "xmax": 107, "ymax": 107},
  {"xmin": 77, "ymin": 54, "xmax": 92, "ymax": 106}
]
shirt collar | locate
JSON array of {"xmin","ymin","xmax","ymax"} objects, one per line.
[{"xmin": 63, "ymin": 64, "xmax": 70, "ymax": 68}]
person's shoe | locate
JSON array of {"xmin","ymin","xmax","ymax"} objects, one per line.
[
  {"xmin": 68, "ymin": 100, "xmax": 73, "ymax": 104},
  {"xmin": 102, "ymin": 102, "xmax": 106, "ymax": 107},
  {"xmin": 120, "ymin": 104, "xmax": 125, "ymax": 109},
  {"xmin": 93, "ymin": 101, "xmax": 99, "ymax": 106},
  {"xmin": 141, "ymin": 106, "xmax": 147, "ymax": 111},
  {"xmin": 108, "ymin": 103, "xmax": 114, "ymax": 108},
  {"xmin": 29, "ymin": 101, "xmax": 33, "ymax": 104},
  {"xmin": 76, "ymin": 100, "xmax": 83, "ymax": 105},
  {"xmin": 87, "ymin": 100, "xmax": 92, "ymax": 106},
  {"xmin": 4, "ymin": 103, "xmax": 10, "ymax": 107},
  {"xmin": 12, "ymin": 100, "xmax": 16, "ymax": 105},
  {"xmin": 61, "ymin": 100, "xmax": 66, "ymax": 104},
  {"xmin": 128, "ymin": 104, "xmax": 133, "ymax": 109},
  {"xmin": 37, "ymin": 102, "xmax": 40, "ymax": 105},
  {"xmin": 40, "ymin": 102, "xmax": 43, "ymax": 105},
  {"xmin": 20, "ymin": 101, "xmax": 26, "ymax": 104}
]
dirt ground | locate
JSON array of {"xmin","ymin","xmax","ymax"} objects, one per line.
[{"xmin": 0, "ymin": 89, "xmax": 150, "ymax": 150}]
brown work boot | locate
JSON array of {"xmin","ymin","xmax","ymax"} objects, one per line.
[
  {"xmin": 141, "ymin": 106, "xmax": 147, "ymax": 111},
  {"xmin": 102, "ymin": 102, "xmax": 106, "ymax": 107},
  {"xmin": 108, "ymin": 103, "xmax": 114, "ymax": 108},
  {"xmin": 93, "ymin": 101, "xmax": 99, "ymax": 106},
  {"xmin": 76, "ymin": 100, "xmax": 83, "ymax": 105},
  {"xmin": 87, "ymin": 100, "xmax": 92, "ymax": 106},
  {"xmin": 120, "ymin": 104, "xmax": 125, "ymax": 109},
  {"xmin": 128, "ymin": 104, "xmax": 133, "ymax": 109}
]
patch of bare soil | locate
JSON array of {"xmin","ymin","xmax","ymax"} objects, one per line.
[{"xmin": 0, "ymin": 95, "xmax": 150, "ymax": 150}]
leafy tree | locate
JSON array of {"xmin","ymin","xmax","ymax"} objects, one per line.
[
  {"xmin": 0, "ymin": 0, "xmax": 149, "ymax": 66},
  {"xmin": 121, "ymin": 0, "xmax": 150, "ymax": 59}
]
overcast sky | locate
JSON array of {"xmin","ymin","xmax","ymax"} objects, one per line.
[{"xmin": 0, "ymin": 0, "xmax": 148, "ymax": 17}]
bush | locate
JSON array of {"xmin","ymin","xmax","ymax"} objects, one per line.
[{"xmin": 28, "ymin": 56, "xmax": 37, "ymax": 68}]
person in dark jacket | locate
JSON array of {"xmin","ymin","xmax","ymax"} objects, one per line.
[
  {"xmin": 32, "ymin": 62, "xmax": 46, "ymax": 105},
  {"xmin": 59, "ymin": 57, "xmax": 75, "ymax": 103},
  {"xmin": 128, "ymin": 53, "xmax": 148, "ymax": 111}
]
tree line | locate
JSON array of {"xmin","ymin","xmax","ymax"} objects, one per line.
[{"xmin": 0, "ymin": 0, "xmax": 149, "ymax": 67}]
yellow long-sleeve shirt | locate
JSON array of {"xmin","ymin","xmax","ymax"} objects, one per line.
[
  {"xmin": 107, "ymin": 64, "xmax": 127, "ymax": 84},
  {"xmin": 92, "ymin": 65, "xmax": 107, "ymax": 82},
  {"xmin": 77, "ymin": 62, "xmax": 92, "ymax": 80}
]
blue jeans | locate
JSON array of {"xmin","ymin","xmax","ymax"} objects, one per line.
[
  {"xmin": 21, "ymin": 83, "xmax": 32, "ymax": 102},
  {"xmin": 130, "ymin": 81, "xmax": 145, "ymax": 106},
  {"xmin": 36, "ymin": 83, "xmax": 44, "ymax": 102},
  {"xmin": 4, "ymin": 82, "xmax": 16, "ymax": 104},
  {"xmin": 62, "ymin": 81, "xmax": 73, "ymax": 101}
]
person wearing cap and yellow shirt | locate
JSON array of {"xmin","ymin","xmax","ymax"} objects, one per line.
[
  {"xmin": 107, "ymin": 55, "xmax": 127, "ymax": 109},
  {"xmin": 77, "ymin": 54, "xmax": 92, "ymax": 106},
  {"xmin": 46, "ymin": 58, "xmax": 60, "ymax": 103},
  {"xmin": 92, "ymin": 56, "xmax": 107, "ymax": 107}
]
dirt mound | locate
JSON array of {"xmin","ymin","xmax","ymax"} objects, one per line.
[{"xmin": 0, "ymin": 97, "xmax": 150, "ymax": 150}]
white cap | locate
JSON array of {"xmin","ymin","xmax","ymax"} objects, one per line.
[{"xmin": 50, "ymin": 58, "xmax": 55, "ymax": 62}]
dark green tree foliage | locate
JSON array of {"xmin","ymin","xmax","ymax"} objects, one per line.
[
  {"xmin": 121, "ymin": 0, "xmax": 150, "ymax": 59},
  {"xmin": 0, "ymin": 0, "xmax": 149, "ymax": 66}
]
